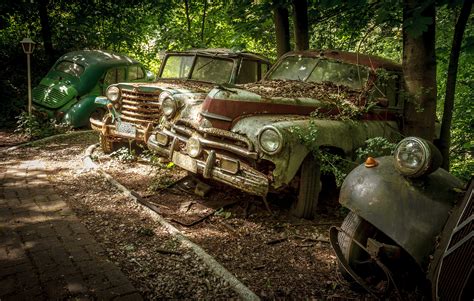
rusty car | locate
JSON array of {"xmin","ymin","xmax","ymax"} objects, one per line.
[
  {"xmin": 329, "ymin": 137, "xmax": 469, "ymax": 299},
  {"xmin": 33, "ymin": 50, "xmax": 154, "ymax": 128},
  {"xmin": 90, "ymin": 49, "xmax": 271, "ymax": 153},
  {"xmin": 147, "ymin": 50, "xmax": 406, "ymax": 218}
]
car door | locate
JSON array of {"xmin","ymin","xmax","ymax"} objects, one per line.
[{"xmin": 102, "ymin": 67, "xmax": 126, "ymax": 94}]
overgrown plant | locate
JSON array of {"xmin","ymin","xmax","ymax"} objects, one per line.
[
  {"xmin": 15, "ymin": 111, "xmax": 70, "ymax": 140},
  {"xmin": 356, "ymin": 137, "xmax": 397, "ymax": 161},
  {"xmin": 109, "ymin": 147, "xmax": 136, "ymax": 163},
  {"xmin": 290, "ymin": 121, "xmax": 353, "ymax": 186}
]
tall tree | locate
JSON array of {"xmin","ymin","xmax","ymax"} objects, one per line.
[
  {"xmin": 273, "ymin": 1, "xmax": 291, "ymax": 57},
  {"xmin": 292, "ymin": 0, "xmax": 309, "ymax": 50},
  {"xmin": 38, "ymin": 0, "xmax": 54, "ymax": 63},
  {"xmin": 402, "ymin": 0, "xmax": 437, "ymax": 141},
  {"xmin": 439, "ymin": 1, "xmax": 472, "ymax": 170},
  {"xmin": 184, "ymin": 0, "xmax": 191, "ymax": 33},
  {"xmin": 201, "ymin": 0, "xmax": 208, "ymax": 42}
]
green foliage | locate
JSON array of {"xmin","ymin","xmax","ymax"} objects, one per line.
[
  {"xmin": 109, "ymin": 146, "xmax": 136, "ymax": 163},
  {"xmin": 290, "ymin": 121, "xmax": 352, "ymax": 186},
  {"xmin": 435, "ymin": 5, "xmax": 473, "ymax": 181},
  {"xmin": 356, "ymin": 137, "xmax": 397, "ymax": 161},
  {"xmin": 15, "ymin": 111, "xmax": 70, "ymax": 140}
]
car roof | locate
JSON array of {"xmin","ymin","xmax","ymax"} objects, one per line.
[
  {"xmin": 281, "ymin": 50, "xmax": 402, "ymax": 71},
  {"xmin": 58, "ymin": 50, "xmax": 140, "ymax": 68},
  {"xmin": 164, "ymin": 48, "xmax": 271, "ymax": 64}
]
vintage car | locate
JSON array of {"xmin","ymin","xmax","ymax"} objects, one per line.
[
  {"xmin": 32, "ymin": 50, "xmax": 153, "ymax": 128},
  {"xmin": 329, "ymin": 137, "xmax": 470, "ymax": 299},
  {"xmin": 90, "ymin": 48, "xmax": 271, "ymax": 153},
  {"xmin": 147, "ymin": 50, "xmax": 405, "ymax": 218}
]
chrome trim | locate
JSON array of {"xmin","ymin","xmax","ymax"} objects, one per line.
[
  {"xmin": 204, "ymin": 150, "xmax": 216, "ymax": 178},
  {"xmin": 200, "ymin": 111, "xmax": 233, "ymax": 122},
  {"xmin": 163, "ymin": 128, "xmax": 258, "ymax": 159}
]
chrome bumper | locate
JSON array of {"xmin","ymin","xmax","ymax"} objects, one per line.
[
  {"xmin": 147, "ymin": 130, "xmax": 269, "ymax": 197},
  {"xmin": 90, "ymin": 116, "xmax": 154, "ymax": 143},
  {"xmin": 173, "ymin": 149, "xmax": 269, "ymax": 197}
]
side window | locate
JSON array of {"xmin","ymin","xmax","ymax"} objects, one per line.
[
  {"xmin": 260, "ymin": 63, "xmax": 269, "ymax": 79},
  {"xmin": 236, "ymin": 60, "xmax": 258, "ymax": 84},
  {"xmin": 104, "ymin": 68, "xmax": 125, "ymax": 87},
  {"xmin": 127, "ymin": 65, "xmax": 145, "ymax": 81}
]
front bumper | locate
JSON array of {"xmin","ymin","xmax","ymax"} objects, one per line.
[
  {"xmin": 147, "ymin": 131, "xmax": 269, "ymax": 197},
  {"xmin": 90, "ymin": 115, "xmax": 154, "ymax": 143}
]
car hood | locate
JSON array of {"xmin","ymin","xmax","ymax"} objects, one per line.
[
  {"xmin": 200, "ymin": 81, "xmax": 365, "ymax": 130},
  {"xmin": 32, "ymin": 74, "xmax": 79, "ymax": 109},
  {"xmin": 118, "ymin": 79, "xmax": 215, "ymax": 97}
]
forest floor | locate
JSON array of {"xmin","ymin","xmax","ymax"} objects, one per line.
[{"xmin": 1, "ymin": 130, "xmax": 371, "ymax": 299}]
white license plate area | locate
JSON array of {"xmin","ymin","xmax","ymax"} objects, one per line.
[
  {"xmin": 172, "ymin": 152, "xmax": 197, "ymax": 173},
  {"xmin": 116, "ymin": 121, "xmax": 136, "ymax": 136}
]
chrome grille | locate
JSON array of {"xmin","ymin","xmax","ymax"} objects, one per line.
[{"xmin": 120, "ymin": 89, "xmax": 161, "ymax": 126}]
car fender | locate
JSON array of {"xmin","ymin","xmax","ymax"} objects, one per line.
[
  {"xmin": 64, "ymin": 95, "xmax": 105, "ymax": 127},
  {"xmin": 339, "ymin": 156, "xmax": 465, "ymax": 267},
  {"xmin": 233, "ymin": 116, "xmax": 401, "ymax": 188}
]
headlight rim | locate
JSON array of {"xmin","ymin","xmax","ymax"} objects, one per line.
[
  {"xmin": 106, "ymin": 85, "xmax": 121, "ymax": 102},
  {"xmin": 393, "ymin": 136, "xmax": 434, "ymax": 178},
  {"xmin": 161, "ymin": 94, "xmax": 177, "ymax": 118},
  {"xmin": 258, "ymin": 126, "xmax": 284, "ymax": 155},
  {"xmin": 186, "ymin": 136, "xmax": 202, "ymax": 158}
]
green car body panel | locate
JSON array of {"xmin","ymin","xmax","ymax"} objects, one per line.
[{"xmin": 32, "ymin": 50, "xmax": 153, "ymax": 128}]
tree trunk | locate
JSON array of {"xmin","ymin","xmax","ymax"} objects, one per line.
[
  {"xmin": 38, "ymin": 0, "xmax": 54, "ymax": 63},
  {"xmin": 273, "ymin": 4, "xmax": 291, "ymax": 57},
  {"xmin": 200, "ymin": 0, "xmax": 207, "ymax": 42},
  {"xmin": 184, "ymin": 0, "xmax": 191, "ymax": 32},
  {"xmin": 439, "ymin": 1, "xmax": 472, "ymax": 170},
  {"xmin": 292, "ymin": 0, "xmax": 309, "ymax": 50},
  {"xmin": 402, "ymin": 0, "xmax": 437, "ymax": 141}
]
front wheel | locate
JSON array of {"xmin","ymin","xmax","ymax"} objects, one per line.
[{"xmin": 291, "ymin": 155, "xmax": 321, "ymax": 219}]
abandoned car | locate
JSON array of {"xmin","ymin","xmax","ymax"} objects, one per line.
[
  {"xmin": 147, "ymin": 50, "xmax": 406, "ymax": 218},
  {"xmin": 90, "ymin": 48, "xmax": 271, "ymax": 153},
  {"xmin": 330, "ymin": 137, "xmax": 469, "ymax": 299},
  {"xmin": 33, "ymin": 50, "xmax": 153, "ymax": 128}
]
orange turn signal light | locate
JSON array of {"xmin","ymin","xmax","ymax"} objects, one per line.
[
  {"xmin": 106, "ymin": 103, "xmax": 114, "ymax": 110},
  {"xmin": 364, "ymin": 157, "xmax": 378, "ymax": 168}
]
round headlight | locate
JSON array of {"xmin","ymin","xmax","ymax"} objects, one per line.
[
  {"xmin": 161, "ymin": 97, "xmax": 177, "ymax": 118},
  {"xmin": 106, "ymin": 86, "xmax": 120, "ymax": 102},
  {"xmin": 393, "ymin": 137, "xmax": 441, "ymax": 178},
  {"xmin": 258, "ymin": 126, "xmax": 283, "ymax": 154},
  {"xmin": 186, "ymin": 137, "xmax": 202, "ymax": 158}
]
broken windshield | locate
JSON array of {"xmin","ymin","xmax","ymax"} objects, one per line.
[{"xmin": 269, "ymin": 56, "xmax": 369, "ymax": 90}]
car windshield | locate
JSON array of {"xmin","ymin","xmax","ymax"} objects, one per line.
[
  {"xmin": 190, "ymin": 56, "xmax": 234, "ymax": 83},
  {"xmin": 269, "ymin": 55, "xmax": 369, "ymax": 90},
  {"xmin": 160, "ymin": 54, "xmax": 234, "ymax": 83},
  {"xmin": 161, "ymin": 55, "xmax": 194, "ymax": 78},
  {"xmin": 55, "ymin": 61, "xmax": 84, "ymax": 77}
]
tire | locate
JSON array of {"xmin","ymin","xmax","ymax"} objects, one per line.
[
  {"xmin": 100, "ymin": 133, "xmax": 116, "ymax": 154},
  {"xmin": 338, "ymin": 211, "xmax": 377, "ymax": 282},
  {"xmin": 291, "ymin": 155, "xmax": 322, "ymax": 219}
]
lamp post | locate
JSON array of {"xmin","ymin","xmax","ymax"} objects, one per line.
[{"xmin": 20, "ymin": 38, "xmax": 36, "ymax": 116}]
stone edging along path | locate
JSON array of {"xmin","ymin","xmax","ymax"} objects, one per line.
[{"xmin": 83, "ymin": 144, "xmax": 261, "ymax": 301}]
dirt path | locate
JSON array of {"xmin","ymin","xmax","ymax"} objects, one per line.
[{"xmin": 0, "ymin": 131, "xmax": 368, "ymax": 299}]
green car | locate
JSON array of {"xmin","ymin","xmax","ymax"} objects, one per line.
[{"xmin": 32, "ymin": 50, "xmax": 154, "ymax": 128}]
